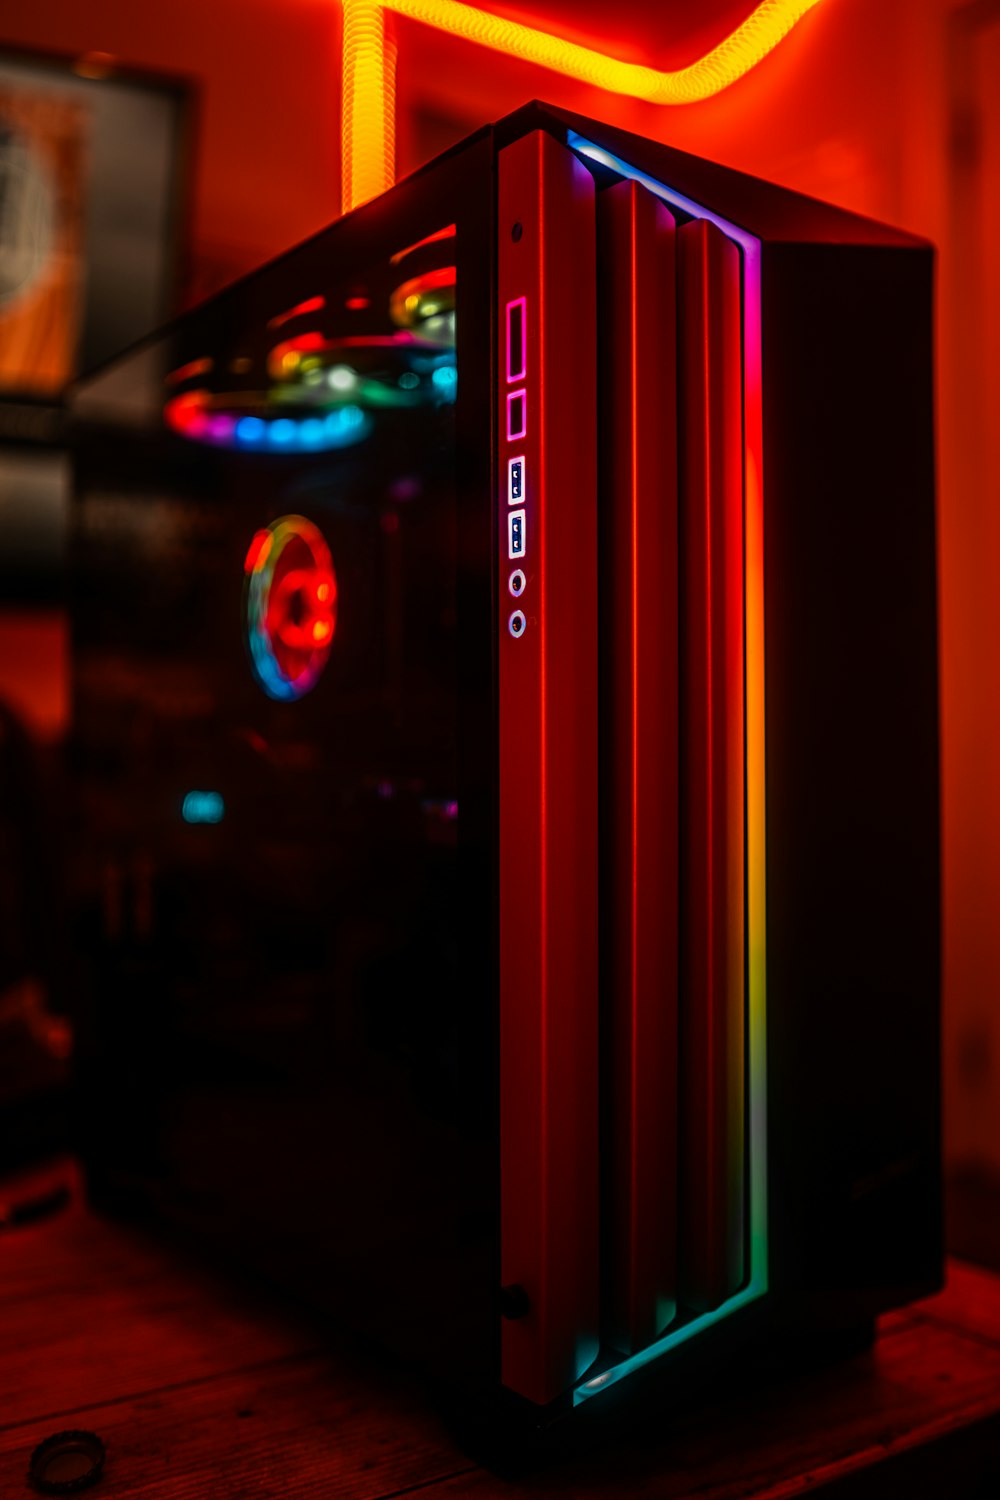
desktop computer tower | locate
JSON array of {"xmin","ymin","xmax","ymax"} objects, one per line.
[{"xmin": 69, "ymin": 102, "xmax": 941, "ymax": 1432}]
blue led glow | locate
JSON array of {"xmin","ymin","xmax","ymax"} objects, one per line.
[
  {"xmin": 566, "ymin": 132, "xmax": 758, "ymax": 258},
  {"xmin": 182, "ymin": 790, "xmax": 225, "ymax": 824},
  {"xmin": 248, "ymin": 626, "xmax": 296, "ymax": 702},
  {"xmin": 431, "ymin": 364, "xmax": 458, "ymax": 398},
  {"xmin": 174, "ymin": 399, "xmax": 371, "ymax": 455},
  {"xmin": 237, "ymin": 408, "xmax": 369, "ymax": 452},
  {"xmin": 236, "ymin": 416, "xmax": 266, "ymax": 443},
  {"xmin": 330, "ymin": 405, "xmax": 365, "ymax": 434}
]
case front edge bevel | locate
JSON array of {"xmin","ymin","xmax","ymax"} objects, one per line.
[{"xmin": 497, "ymin": 130, "xmax": 600, "ymax": 1407}]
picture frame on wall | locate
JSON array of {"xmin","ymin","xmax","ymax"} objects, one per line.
[
  {"xmin": 0, "ymin": 44, "xmax": 191, "ymax": 429},
  {"xmin": 0, "ymin": 45, "xmax": 192, "ymax": 605}
]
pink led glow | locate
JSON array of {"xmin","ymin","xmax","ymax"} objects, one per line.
[
  {"xmin": 506, "ymin": 388, "xmax": 527, "ymax": 442},
  {"xmin": 506, "ymin": 296, "xmax": 527, "ymax": 383},
  {"xmin": 206, "ymin": 414, "xmax": 237, "ymax": 444}
]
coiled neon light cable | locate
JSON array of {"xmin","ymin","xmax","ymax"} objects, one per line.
[
  {"xmin": 383, "ymin": 0, "xmax": 822, "ymax": 104},
  {"xmin": 342, "ymin": 0, "xmax": 398, "ymax": 211},
  {"xmin": 341, "ymin": 0, "xmax": 825, "ymax": 208}
]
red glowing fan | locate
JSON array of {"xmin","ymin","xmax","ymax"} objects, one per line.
[{"xmin": 244, "ymin": 516, "xmax": 337, "ymax": 701}]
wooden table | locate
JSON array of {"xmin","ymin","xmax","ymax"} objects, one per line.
[{"xmin": 2, "ymin": 1162, "xmax": 999, "ymax": 1498}]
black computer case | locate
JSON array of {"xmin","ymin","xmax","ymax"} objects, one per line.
[{"xmin": 68, "ymin": 102, "xmax": 941, "ymax": 1436}]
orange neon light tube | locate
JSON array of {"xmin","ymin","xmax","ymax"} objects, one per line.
[
  {"xmin": 340, "ymin": 0, "xmax": 824, "ymax": 208},
  {"xmin": 379, "ymin": 0, "xmax": 823, "ymax": 104},
  {"xmin": 342, "ymin": 0, "xmax": 398, "ymax": 211}
]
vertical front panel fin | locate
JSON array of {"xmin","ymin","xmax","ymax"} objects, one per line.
[
  {"xmin": 678, "ymin": 216, "xmax": 746, "ymax": 1313},
  {"xmin": 598, "ymin": 179, "xmax": 679, "ymax": 1354},
  {"xmin": 498, "ymin": 130, "xmax": 600, "ymax": 1405}
]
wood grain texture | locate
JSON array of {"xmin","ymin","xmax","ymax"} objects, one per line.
[
  {"xmin": 412, "ymin": 1316, "xmax": 1000, "ymax": 1498},
  {"xmin": 0, "ymin": 1205, "xmax": 321, "ymax": 1429},
  {"xmin": 1, "ymin": 1169, "xmax": 999, "ymax": 1498},
  {"xmin": 0, "ymin": 1356, "xmax": 475, "ymax": 1500}
]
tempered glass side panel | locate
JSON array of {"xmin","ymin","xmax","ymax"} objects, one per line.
[{"xmin": 69, "ymin": 140, "xmax": 497, "ymax": 1385}]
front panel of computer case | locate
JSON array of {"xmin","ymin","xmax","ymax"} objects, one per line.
[
  {"xmin": 492, "ymin": 105, "xmax": 939, "ymax": 1427},
  {"xmin": 492, "ymin": 115, "xmax": 771, "ymax": 1421}
]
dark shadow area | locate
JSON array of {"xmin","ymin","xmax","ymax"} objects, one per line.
[{"xmin": 947, "ymin": 1169, "xmax": 1000, "ymax": 1274}]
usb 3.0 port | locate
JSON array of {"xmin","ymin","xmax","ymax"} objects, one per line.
[
  {"xmin": 508, "ymin": 508, "xmax": 526, "ymax": 560},
  {"xmin": 508, "ymin": 457, "xmax": 524, "ymax": 504}
]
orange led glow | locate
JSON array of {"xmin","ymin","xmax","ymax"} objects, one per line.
[
  {"xmin": 73, "ymin": 51, "xmax": 116, "ymax": 81},
  {"xmin": 339, "ymin": 1, "xmax": 825, "ymax": 207},
  {"xmin": 381, "ymin": 0, "xmax": 823, "ymax": 103},
  {"xmin": 342, "ymin": 0, "xmax": 398, "ymax": 211},
  {"xmin": 389, "ymin": 266, "xmax": 456, "ymax": 329},
  {"xmin": 268, "ymin": 332, "xmax": 328, "ymax": 381}
]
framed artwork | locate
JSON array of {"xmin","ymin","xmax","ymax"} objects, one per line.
[
  {"xmin": 0, "ymin": 48, "xmax": 191, "ymax": 606},
  {"xmin": 0, "ymin": 46, "xmax": 191, "ymax": 409}
]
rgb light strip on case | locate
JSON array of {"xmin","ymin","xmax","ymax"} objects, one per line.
[{"xmin": 567, "ymin": 132, "xmax": 769, "ymax": 1403}]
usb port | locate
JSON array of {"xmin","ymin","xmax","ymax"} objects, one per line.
[
  {"xmin": 508, "ymin": 457, "xmax": 524, "ymax": 504},
  {"xmin": 508, "ymin": 508, "xmax": 526, "ymax": 559}
]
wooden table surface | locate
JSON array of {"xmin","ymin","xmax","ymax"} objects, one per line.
[{"xmin": 2, "ymin": 1162, "xmax": 1000, "ymax": 1499}]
